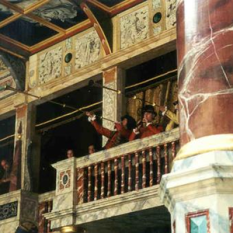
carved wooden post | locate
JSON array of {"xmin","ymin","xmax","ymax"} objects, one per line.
[
  {"xmin": 77, "ymin": 168, "xmax": 84, "ymax": 204},
  {"xmin": 142, "ymin": 150, "xmax": 146, "ymax": 188},
  {"xmin": 121, "ymin": 155, "xmax": 125, "ymax": 194},
  {"xmin": 149, "ymin": 148, "xmax": 153, "ymax": 187},
  {"xmin": 128, "ymin": 154, "xmax": 132, "ymax": 192},
  {"xmin": 101, "ymin": 162, "xmax": 105, "ymax": 199},
  {"xmin": 114, "ymin": 158, "xmax": 118, "ymax": 195},
  {"xmin": 107, "ymin": 160, "xmax": 111, "ymax": 197},
  {"xmin": 135, "ymin": 151, "xmax": 139, "ymax": 191},
  {"xmin": 156, "ymin": 146, "xmax": 161, "ymax": 184}
]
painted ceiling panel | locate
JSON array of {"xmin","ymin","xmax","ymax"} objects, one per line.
[
  {"xmin": 5, "ymin": 0, "xmax": 41, "ymax": 9},
  {"xmin": 0, "ymin": 16, "xmax": 58, "ymax": 46},
  {"xmin": 97, "ymin": 0, "xmax": 126, "ymax": 7},
  {"xmin": 31, "ymin": 0, "xmax": 88, "ymax": 29},
  {"xmin": 0, "ymin": 4, "xmax": 15, "ymax": 22}
]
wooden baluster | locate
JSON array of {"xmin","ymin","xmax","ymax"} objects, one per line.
[
  {"xmin": 121, "ymin": 155, "xmax": 125, "ymax": 194},
  {"xmin": 94, "ymin": 163, "xmax": 98, "ymax": 201},
  {"xmin": 128, "ymin": 154, "xmax": 132, "ymax": 192},
  {"xmin": 156, "ymin": 146, "xmax": 161, "ymax": 184},
  {"xmin": 164, "ymin": 144, "xmax": 168, "ymax": 174},
  {"xmin": 47, "ymin": 201, "xmax": 52, "ymax": 233},
  {"xmin": 88, "ymin": 166, "xmax": 92, "ymax": 202},
  {"xmin": 38, "ymin": 202, "xmax": 46, "ymax": 233},
  {"xmin": 101, "ymin": 162, "xmax": 105, "ymax": 199},
  {"xmin": 172, "ymin": 141, "xmax": 176, "ymax": 159},
  {"xmin": 142, "ymin": 150, "xmax": 146, "ymax": 188},
  {"xmin": 44, "ymin": 202, "xmax": 48, "ymax": 233},
  {"xmin": 114, "ymin": 158, "xmax": 118, "ymax": 195},
  {"xmin": 149, "ymin": 147, "xmax": 153, "ymax": 187},
  {"xmin": 135, "ymin": 151, "xmax": 139, "ymax": 191},
  {"xmin": 77, "ymin": 168, "xmax": 84, "ymax": 204},
  {"xmin": 107, "ymin": 160, "xmax": 111, "ymax": 197}
]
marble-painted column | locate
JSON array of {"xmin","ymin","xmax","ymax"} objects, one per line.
[
  {"xmin": 176, "ymin": 0, "xmax": 233, "ymax": 157},
  {"xmin": 102, "ymin": 67, "xmax": 124, "ymax": 146},
  {"xmin": 160, "ymin": 1, "xmax": 233, "ymax": 233},
  {"xmin": 15, "ymin": 102, "xmax": 39, "ymax": 191}
]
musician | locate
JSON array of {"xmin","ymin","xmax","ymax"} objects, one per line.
[
  {"xmin": 129, "ymin": 105, "xmax": 163, "ymax": 140},
  {"xmin": 86, "ymin": 112, "xmax": 136, "ymax": 149},
  {"xmin": 159, "ymin": 100, "xmax": 179, "ymax": 131}
]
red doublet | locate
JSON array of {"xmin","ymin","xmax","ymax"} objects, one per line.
[
  {"xmin": 91, "ymin": 121, "xmax": 131, "ymax": 149},
  {"xmin": 129, "ymin": 124, "xmax": 163, "ymax": 141}
]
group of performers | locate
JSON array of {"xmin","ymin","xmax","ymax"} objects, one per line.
[{"xmin": 86, "ymin": 102, "xmax": 178, "ymax": 152}]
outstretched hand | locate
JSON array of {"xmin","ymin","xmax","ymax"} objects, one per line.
[{"xmin": 86, "ymin": 111, "xmax": 93, "ymax": 117}]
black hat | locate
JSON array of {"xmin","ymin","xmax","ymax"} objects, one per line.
[
  {"xmin": 142, "ymin": 105, "xmax": 157, "ymax": 116},
  {"xmin": 121, "ymin": 115, "xmax": 136, "ymax": 130}
]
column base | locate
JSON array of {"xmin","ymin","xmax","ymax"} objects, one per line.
[{"xmin": 160, "ymin": 151, "xmax": 233, "ymax": 233}]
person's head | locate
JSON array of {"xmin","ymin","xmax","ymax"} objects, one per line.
[
  {"xmin": 88, "ymin": 145, "xmax": 95, "ymax": 155},
  {"xmin": 121, "ymin": 115, "xmax": 136, "ymax": 130},
  {"xmin": 1, "ymin": 159, "xmax": 10, "ymax": 171},
  {"xmin": 66, "ymin": 149, "xmax": 74, "ymax": 158},
  {"xmin": 143, "ymin": 105, "xmax": 157, "ymax": 122}
]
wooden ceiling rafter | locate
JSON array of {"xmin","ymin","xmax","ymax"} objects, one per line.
[
  {"xmin": 0, "ymin": 0, "xmax": 145, "ymax": 57},
  {"xmin": 0, "ymin": 13, "xmax": 22, "ymax": 29},
  {"xmin": 81, "ymin": 3, "xmax": 112, "ymax": 55},
  {"xmin": 0, "ymin": 34, "xmax": 31, "ymax": 51},
  {"xmin": 26, "ymin": 13, "xmax": 66, "ymax": 34},
  {"xmin": 86, "ymin": 0, "xmax": 145, "ymax": 16},
  {"xmin": 0, "ymin": 46, "xmax": 26, "ymax": 60}
]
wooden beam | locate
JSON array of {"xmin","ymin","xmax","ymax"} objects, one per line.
[
  {"xmin": 80, "ymin": 3, "xmax": 112, "ymax": 55},
  {"xmin": 0, "ymin": 46, "xmax": 27, "ymax": 60}
]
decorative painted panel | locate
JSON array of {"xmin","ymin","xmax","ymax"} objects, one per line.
[
  {"xmin": 166, "ymin": 0, "xmax": 176, "ymax": 29},
  {"xmin": 0, "ymin": 201, "xmax": 18, "ymax": 221},
  {"xmin": 38, "ymin": 46, "xmax": 63, "ymax": 84},
  {"xmin": 186, "ymin": 210, "xmax": 210, "ymax": 233},
  {"xmin": 59, "ymin": 170, "xmax": 71, "ymax": 191},
  {"xmin": 120, "ymin": 6, "xmax": 149, "ymax": 49},
  {"xmin": 74, "ymin": 29, "xmax": 101, "ymax": 70}
]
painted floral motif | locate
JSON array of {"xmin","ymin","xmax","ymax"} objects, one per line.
[
  {"xmin": 38, "ymin": 46, "xmax": 63, "ymax": 84},
  {"xmin": 120, "ymin": 6, "xmax": 149, "ymax": 49},
  {"xmin": 166, "ymin": 0, "xmax": 176, "ymax": 29},
  {"xmin": 75, "ymin": 30, "xmax": 101, "ymax": 70},
  {"xmin": 153, "ymin": 0, "xmax": 162, "ymax": 10}
]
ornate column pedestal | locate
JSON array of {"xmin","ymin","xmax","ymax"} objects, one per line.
[
  {"xmin": 160, "ymin": 0, "xmax": 233, "ymax": 232},
  {"xmin": 160, "ymin": 151, "xmax": 233, "ymax": 233}
]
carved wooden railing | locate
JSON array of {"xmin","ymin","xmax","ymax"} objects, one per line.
[
  {"xmin": 38, "ymin": 192, "xmax": 55, "ymax": 233},
  {"xmin": 76, "ymin": 128, "xmax": 179, "ymax": 204}
]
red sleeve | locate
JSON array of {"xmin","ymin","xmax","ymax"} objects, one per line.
[
  {"xmin": 91, "ymin": 121, "xmax": 113, "ymax": 138},
  {"xmin": 129, "ymin": 131, "xmax": 136, "ymax": 141},
  {"xmin": 120, "ymin": 127, "xmax": 131, "ymax": 140},
  {"xmin": 147, "ymin": 124, "xmax": 163, "ymax": 134}
]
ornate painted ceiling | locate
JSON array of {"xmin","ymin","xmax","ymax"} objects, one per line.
[{"xmin": 0, "ymin": 0, "xmax": 144, "ymax": 58}]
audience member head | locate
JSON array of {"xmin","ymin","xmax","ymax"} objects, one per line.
[
  {"xmin": 1, "ymin": 159, "xmax": 10, "ymax": 171},
  {"xmin": 66, "ymin": 149, "xmax": 74, "ymax": 158},
  {"xmin": 88, "ymin": 145, "xmax": 95, "ymax": 155}
]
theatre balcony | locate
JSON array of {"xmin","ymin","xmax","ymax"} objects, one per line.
[{"xmin": 41, "ymin": 128, "xmax": 179, "ymax": 233}]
